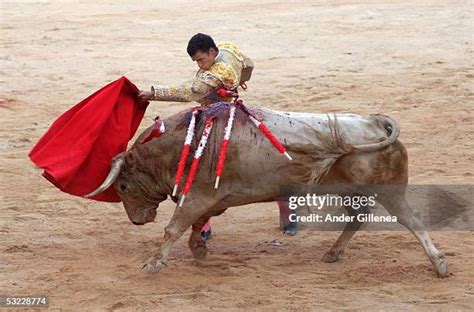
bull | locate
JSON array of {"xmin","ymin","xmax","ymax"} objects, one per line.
[{"xmin": 86, "ymin": 104, "xmax": 448, "ymax": 278}]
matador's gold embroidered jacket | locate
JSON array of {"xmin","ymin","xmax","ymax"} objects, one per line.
[{"xmin": 151, "ymin": 42, "xmax": 254, "ymax": 105}]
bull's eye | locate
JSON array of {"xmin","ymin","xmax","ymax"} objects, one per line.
[{"xmin": 119, "ymin": 182, "xmax": 127, "ymax": 192}]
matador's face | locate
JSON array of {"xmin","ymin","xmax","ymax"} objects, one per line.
[{"xmin": 191, "ymin": 48, "xmax": 218, "ymax": 71}]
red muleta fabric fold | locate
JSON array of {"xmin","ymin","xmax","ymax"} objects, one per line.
[{"xmin": 29, "ymin": 76, "xmax": 147, "ymax": 202}]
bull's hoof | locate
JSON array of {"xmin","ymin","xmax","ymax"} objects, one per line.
[
  {"xmin": 284, "ymin": 228, "xmax": 297, "ymax": 236},
  {"xmin": 282, "ymin": 222, "xmax": 298, "ymax": 236},
  {"xmin": 435, "ymin": 258, "xmax": 448, "ymax": 278},
  {"xmin": 322, "ymin": 250, "xmax": 342, "ymax": 263},
  {"xmin": 192, "ymin": 245, "xmax": 208, "ymax": 260},
  {"xmin": 141, "ymin": 259, "xmax": 167, "ymax": 273}
]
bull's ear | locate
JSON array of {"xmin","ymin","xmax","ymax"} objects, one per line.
[{"xmin": 125, "ymin": 152, "xmax": 136, "ymax": 169}]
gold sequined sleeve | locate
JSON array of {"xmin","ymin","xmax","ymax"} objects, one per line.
[{"xmin": 151, "ymin": 76, "xmax": 221, "ymax": 102}]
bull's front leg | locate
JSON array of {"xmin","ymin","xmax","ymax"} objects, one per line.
[{"xmin": 142, "ymin": 196, "xmax": 211, "ymax": 273}]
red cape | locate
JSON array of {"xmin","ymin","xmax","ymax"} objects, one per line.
[{"xmin": 29, "ymin": 77, "xmax": 147, "ymax": 202}]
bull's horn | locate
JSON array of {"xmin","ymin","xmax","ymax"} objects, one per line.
[{"xmin": 83, "ymin": 157, "xmax": 125, "ymax": 198}]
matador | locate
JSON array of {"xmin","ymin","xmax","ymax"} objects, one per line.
[{"xmin": 139, "ymin": 33, "xmax": 253, "ymax": 105}]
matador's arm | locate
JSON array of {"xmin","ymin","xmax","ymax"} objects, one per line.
[{"xmin": 151, "ymin": 75, "xmax": 221, "ymax": 102}]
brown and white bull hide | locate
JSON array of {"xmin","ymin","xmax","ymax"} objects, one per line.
[{"xmin": 86, "ymin": 105, "xmax": 448, "ymax": 278}]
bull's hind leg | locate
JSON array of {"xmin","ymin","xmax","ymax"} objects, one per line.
[
  {"xmin": 189, "ymin": 216, "xmax": 210, "ymax": 260},
  {"xmin": 322, "ymin": 195, "xmax": 369, "ymax": 263},
  {"xmin": 380, "ymin": 194, "xmax": 448, "ymax": 278}
]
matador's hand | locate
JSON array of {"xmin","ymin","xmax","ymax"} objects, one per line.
[{"xmin": 138, "ymin": 90, "xmax": 153, "ymax": 104}]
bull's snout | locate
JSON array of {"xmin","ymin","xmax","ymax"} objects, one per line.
[{"xmin": 129, "ymin": 206, "xmax": 158, "ymax": 226}]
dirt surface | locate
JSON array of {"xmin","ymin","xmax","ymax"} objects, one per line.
[{"xmin": 1, "ymin": 0, "xmax": 473, "ymax": 310}]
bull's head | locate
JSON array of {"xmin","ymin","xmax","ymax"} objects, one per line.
[{"xmin": 85, "ymin": 151, "xmax": 167, "ymax": 225}]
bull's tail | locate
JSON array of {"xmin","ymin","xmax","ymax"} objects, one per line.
[{"xmin": 352, "ymin": 114, "xmax": 400, "ymax": 152}]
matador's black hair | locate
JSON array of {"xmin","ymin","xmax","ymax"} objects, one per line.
[{"xmin": 187, "ymin": 33, "xmax": 218, "ymax": 56}]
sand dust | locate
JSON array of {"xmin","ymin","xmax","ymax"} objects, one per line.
[{"xmin": 1, "ymin": 0, "xmax": 473, "ymax": 310}]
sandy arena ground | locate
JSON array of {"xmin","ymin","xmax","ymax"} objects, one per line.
[{"xmin": 1, "ymin": 0, "xmax": 473, "ymax": 310}]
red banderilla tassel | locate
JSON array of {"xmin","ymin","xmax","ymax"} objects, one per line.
[
  {"xmin": 248, "ymin": 115, "xmax": 292, "ymax": 160},
  {"xmin": 141, "ymin": 116, "xmax": 165, "ymax": 144}
]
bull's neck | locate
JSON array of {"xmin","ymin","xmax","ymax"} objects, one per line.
[{"xmin": 132, "ymin": 112, "xmax": 189, "ymax": 196}]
